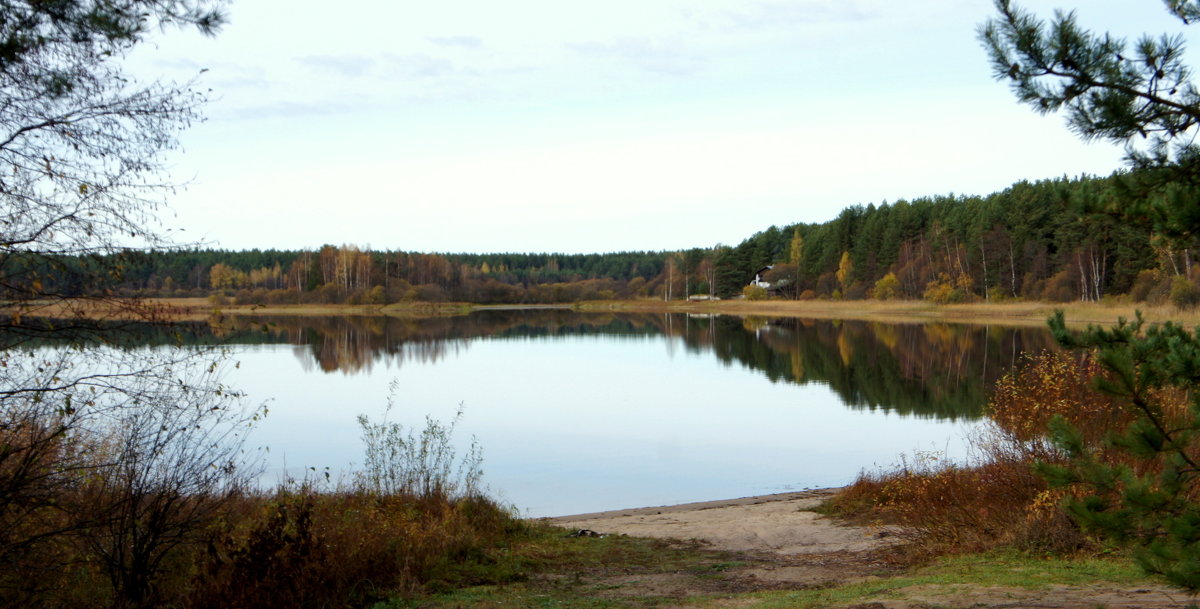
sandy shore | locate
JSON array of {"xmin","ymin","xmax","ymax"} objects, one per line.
[
  {"xmin": 544, "ymin": 489, "xmax": 1196, "ymax": 607},
  {"xmin": 545, "ymin": 488, "xmax": 895, "ymax": 556}
]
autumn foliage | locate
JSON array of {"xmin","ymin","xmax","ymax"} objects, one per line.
[
  {"xmin": 0, "ymin": 396, "xmax": 523, "ymax": 609},
  {"xmin": 189, "ymin": 489, "xmax": 519, "ymax": 609},
  {"xmin": 829, "ymin": 350, "xmax": 1187, "ymax": 556}
]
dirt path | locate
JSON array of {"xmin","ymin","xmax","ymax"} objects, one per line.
[{"xmin": 545, "ymin": 489, "xmax": 1195, "ymax": 608}]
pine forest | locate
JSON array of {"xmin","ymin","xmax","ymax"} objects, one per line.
[{"xmin": 23, "ymin": 171, "xmax": 1194, "ymax": 307}]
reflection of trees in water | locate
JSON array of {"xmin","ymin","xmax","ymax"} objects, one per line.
[
  {"xmin": 659, "ymin": 316, "xmax": 1057, "ymax": 420},
  {"xmin": 212, "ymin": 311, "xmax": 667, "ymax": 375},
  {"xmin": 203, "ymin": 311, "xmax": 1056, "ymax": 420}
]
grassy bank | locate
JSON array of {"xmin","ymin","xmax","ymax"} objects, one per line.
[
  {"xmin": 391, "ymin": 528, "xmax": 1167, "ymax": 609},
  {"xmin": 732, "ymin": 550, "xmax": 1159, "ymax": 609},
  {"xmin": 576, "ymin": 298, "xmax": 1200, "ymax": 327},
  {"xmin": 0, "ymin": 399, "xmax": 534, "ymax": 609},
  {"xmin": 30, "ymin": 296, "xmax": 1200, "ymax": 327}
]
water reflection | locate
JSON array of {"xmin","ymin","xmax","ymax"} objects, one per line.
[{"xmin": 204, "ymin": 310, "xmax": 1057, "ymax": 420}]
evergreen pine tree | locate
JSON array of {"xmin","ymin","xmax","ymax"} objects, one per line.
[{"xmin": 982, "ymin": 0, "xmax": 1200, "ymax": 589}]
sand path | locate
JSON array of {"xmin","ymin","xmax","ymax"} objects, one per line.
[{"xmin": 546, "ymin": 488, "xmax": 893, "ymax": 556}]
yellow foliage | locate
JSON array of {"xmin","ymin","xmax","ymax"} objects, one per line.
[
  {"xmin": 836, "ymin": 251, "xmax": 853, "ymax": 287},
  {"xmin": 872, "ymin": 272, "xmax": 900, "ymax": 300},
  {"xmin": 923, "ymin": 272, "xmax": 974, "ymax": 304},
  {"xmin": 742, "ymin": 284, "xmax": 767, "ymax": 301}
]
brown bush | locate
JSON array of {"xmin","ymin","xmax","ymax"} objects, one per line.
[
  {"xmin": 989, "ymin": 351, "xmax": 1124, "ymax": 450},
  {"xmin": 828, "ymin": 350, "xmax": 1190, "ymax": 556},
  {"xmin": 1042, "ymin": 268, "xmax": 1079, "ymax": 302},
  {"xmin": 1129, "ymin": 269, "xmax": 1162, "ymax": 302},
  {"xmin": 190, "ymin": 487, "xmax": 520, "ymax": 609},
  {"xmin": 0, "ymin": 404, "xmax": 523, "ymax": 608},
  {"xmin": 830, "ymin": 443, "xmax": 1086, "ymax": 555}
]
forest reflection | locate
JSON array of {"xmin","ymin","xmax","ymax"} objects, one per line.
[{"xmin": 203, "ymin": 310, "xmax": 1057, "ymax": 421}]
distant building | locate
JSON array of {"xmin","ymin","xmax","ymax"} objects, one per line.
[{"xmin": 750, "ymin": 265, "xmax": 774, "ymax": 289}]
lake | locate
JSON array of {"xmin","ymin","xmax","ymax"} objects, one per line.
[{"xmin": 136, "ymin": 310, "xmax": 1058, "ymax": 516}]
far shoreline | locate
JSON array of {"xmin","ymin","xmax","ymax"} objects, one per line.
[
  {"xmin": 108, "ymin": 297, "xmax": 1200, "ymax": 327},
  {"xmin": 542, "ymin": 488, "xmax": 840, "ymax": 522}
]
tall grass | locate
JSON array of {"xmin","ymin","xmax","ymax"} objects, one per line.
[
  {"xmin": 827, "ymin": 350, "xmax": 1188, "ymax": 556},
  {"xmin": 189, "ymin": 485, "xmax": 520, "ymax": 609},
  {"xmin": 187, "ymin": 401, "xmax": 517, "ymax": 609},
  {"xmin": 356, "ymin": 388, "xmax": 482, "ymax": 499}
]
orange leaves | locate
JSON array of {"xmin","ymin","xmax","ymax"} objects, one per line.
[{"xmin": 989, "ymin": 351, "xmax": 1121, "ymax": 447}]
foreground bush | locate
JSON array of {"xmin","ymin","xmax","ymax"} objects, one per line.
[
  {"xmin": 0, "ymin": 396, "xmax": 524, "ymax": 609},
  {"xmin": 191, "ymin": 488, "xmax": 521, "ymax": 609},
  {"xmin": 828, "ymin": 350, "xmax": 1186, "ymax": 556},
  {"xmin": 187, "ymin": 404, "xmax": 520, "ymax": 609}
]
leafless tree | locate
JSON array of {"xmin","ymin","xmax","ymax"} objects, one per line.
[
  {"xmin": 0, "ymin": 346, "xmax": 260, "ymax": 607},
  {"xmin": 75, "ymin": 353, "xmax": 258, "ymax": 608},
  {"xmin": 0, "ymin": 2, "xmax": 261, "ymax": 607},
  {"xmin": 0, "ymin": 0, "xmax": 226, "ymax": 335}
]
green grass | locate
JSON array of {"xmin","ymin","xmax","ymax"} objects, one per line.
[
  {"xmin": 732, "ymin": 550, "xmax": 1153, "ymax": 609},
  {"xmin": 375, "ymin": 522, "xmax": 744, "ymax": 608},
  {"xmin": 376, "ymin": 520, "xmax": 1160, "ymax": 609}
]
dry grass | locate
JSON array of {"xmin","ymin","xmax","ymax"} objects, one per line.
[
  {"xmin": 189, "ymin": 488, "xmax": 522, "ymax": 609},
  {"xmin": 21, "ymin": 296, "xmax": 1200, "ymax": 327},
  {"xmin": 581, "ymin": 298, "xmax": 1200, "ymax": 327},
  {"xmin": 9, "ymin": 298, "xmax": 480, "ymax": 322},
  {"xmin": 0, "ymin": 395, "xmax": 527, "ymax": 608},
  {"xmin": 0, "ymin": 479, "xmax": 525, "ymax": 608}
]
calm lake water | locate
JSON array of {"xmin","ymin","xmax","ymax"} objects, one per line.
[{"xmin": 147, "ymin": 311, "xmax": 1057, "ymax": 516}]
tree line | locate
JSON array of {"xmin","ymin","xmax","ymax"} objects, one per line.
[
  {"xmin": 724, "ymin": 172, "xmax": 1190, "ymax": 304},
  {"xmin": 11, "ymin": 171, "xmax": 1197, "ymax": 306}
]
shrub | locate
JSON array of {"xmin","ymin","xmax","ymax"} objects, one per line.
[
  {"xmin": 191, "ymin": 399, "xmax": 518, "ymax": 607},
  {"xmin": 1129, "ymin": 269, "xmax": 1162, "ymax": 302},
  {"xmin": 989, "ymin": 351, "xmax": 1125, "ymax": 449},
  {"xmin": 873, "ymin": 272, "xmax": 901, "ymax": 300},
  {"xmin": 923, "ymin": 273, "xmax": 974, "ymax": 304},
  {"xmin": 264, "ymin": 289, "xmax": 299, "ymax": 305},
  {"xmin": 827, "ymin": 350, "xmax": 1147, "ymax": 555},
  {"xmin": 415, "ymin": 284, "xmax": 448, "ymax": 302},
  {"xmin": 355, "ymin": 402, "xmax": 482, "ymax": 500},
  {"xmin": 1146, "ymin": 274, "xmax": 1174, "ymax": 305},
  {"xmin": 741, "ymin": 285, "xmax": 767, "ymax": 301},
  {"xmin": 191, "ymin": 486, "xmax": 520, "ymax": 608},
  {"xmin": 843, "ymin": 453, "xmax": 1082, "ymax": 554},
  {"xmin": 1042, "ymin": 268, "xmax": 1078, "ymax": 302},
  {"xmin": 843, "ymin": 280, "xmax": 870, "ymax": 300},
  {"xmin": 1168, "ymin": 275, "xmax": 1200, "ymax": 309}
]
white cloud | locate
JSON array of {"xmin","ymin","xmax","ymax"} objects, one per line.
[
  {"xmin": 295, "ymin": 55, "xmax": 377, "ymax": 78},
  {"xmin": 566, "ymin": 37, "xmax": 707, "ymax": 76},
  {"xmin": 139, "ymin": 0, "xmax": 1171, "ymax": 253},
  {"xmin": 428, "ymin": 36, "xmax": 484, "ymax": 49}
]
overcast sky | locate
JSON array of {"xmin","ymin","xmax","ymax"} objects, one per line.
[{"xmin": 127, "ymin": 1, "xmax": 1192, "ymax": 254}]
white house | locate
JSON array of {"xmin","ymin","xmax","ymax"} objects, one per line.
[{"xmin": 751, "ymin": 265, "xmax": 774, "ymax": 288}]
